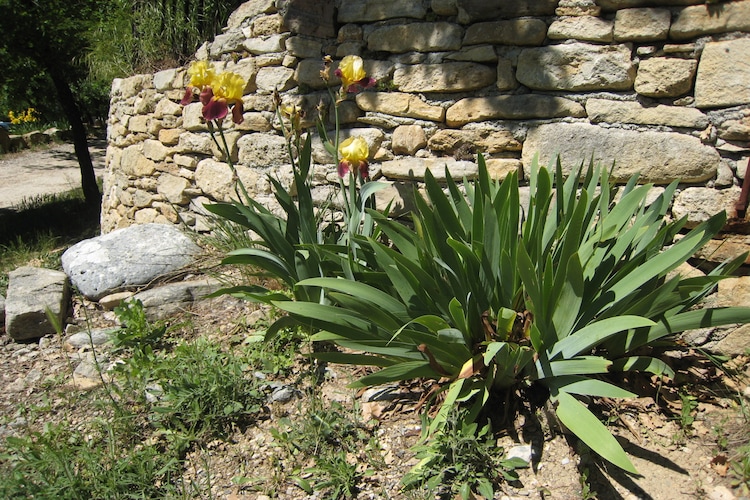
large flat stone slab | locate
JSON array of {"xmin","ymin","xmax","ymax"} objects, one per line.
[
  {"xmin": 694, "ymin": 39, "xmax": 750, "ymax": 109},
  {"xmin": 5, "ymin": 267, "xmax": 69, "ymax": 341},
  {"xmin": 380, "ymin": 157, "xmax": 478, "ymax": 181},
  {"xmin": 337, "ymin": 0, "xmax": 426, "ymax": 23},
  {"xmin": 61, "ymin": 223, "xmax": 202, "ymax": 300},
  {"xmin": 131, "ymin": 278, "xmax": 222, "ymax": 320},
  {"xmin": 368, "ymin": 22, "xmax": 463, "ymax": 53},
  {"xmin": 517, "ymin": 43, "xmax": 635, "ymax": 91},
  {"xmin": 394, "ymin": 62, "xmax": 496, "ymax": 93},
  {"xmin": 670, "ymin": 1, "xmax": 750, "ymax": 40},
  {"xmin": 522, "ymin": 123, "xmax": 719, "ymax": 184},
  {"xmin": 456, "ymin": 0, "xmax": 558, "ymax": 23},
  {"xmin": 446, "ymin": 95, "xmax": 585, "ymax": 127},
  {"xmin": 586, "ymin": 99, "xmax": 708, "ymax": 129}
]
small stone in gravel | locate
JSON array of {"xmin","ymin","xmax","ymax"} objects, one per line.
[
  {"xmin": 707, "ymin": 485, "xmax": 736, "ymax": 500},
  {"xmin": 361, "ymin": 385, "xmax": 401, "ymax": 403},
  {"xmin": 269, "ymin": 386, "xmax": 296, "ymax": 404},
  {"xmin": 65, "ymin": 328, "xmax": 118, "ymax": 349},
  {"xmin": 73, "ymin": 356, "xmax": 104, "ymax": 380},
  {"xmin": 98, "ymin": 291, "xmax": 135, "ymax": 310},
  {"xmin": 507, "ymin": 444, "xmax": 533, "ymax": 464},
  {"xmin": 145, "ymin": 383, "xmax": 164, "ymax": 403}
]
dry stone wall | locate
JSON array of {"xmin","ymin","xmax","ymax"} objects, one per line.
[{"xmin": 102, "ymin": 0, "xmax": 750, "ymax": 234}]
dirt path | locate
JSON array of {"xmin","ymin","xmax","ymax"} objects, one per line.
[{"xmin": 0, "ymin": 139, "xmax": 106, "ymax": 209}]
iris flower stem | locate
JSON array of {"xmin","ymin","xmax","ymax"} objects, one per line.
[
  {"xmin": 326, "ymin": 86, "xmax": 354, "ymax": 233},
  {"xmin": 215, "ymin": 121, "xmax": 251, "ymax": 205}
]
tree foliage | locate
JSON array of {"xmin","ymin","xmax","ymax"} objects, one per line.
[
  {"xmin": 0, "ymin": 0, "xmax": 242, "ymax": 204},
  {"xmin": 0, "ymin": 0, "xmax": 102, "ymax": 203},
  {"xmin": 0, "ymin": 0, "xmax": 97, "ymax": 121}
]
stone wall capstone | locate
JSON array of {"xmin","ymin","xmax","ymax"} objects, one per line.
[{"xmin": 102, "ymin": 0, "xmax": 750, "ymax": 234}]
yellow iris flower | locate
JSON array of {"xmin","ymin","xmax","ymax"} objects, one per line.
[
  {"xmin": 181, "ymin": 62, "xmax": 247, "ymax": 125},
  {"xmin": 202, "ymin": 71, "xmax": 246, "ymax": 124},
  {"xmin": 335, "ymin": 55, "xmax": 376, "ymax": 94},
  {"xmin": 338, "ymin": 136, "xmax": 370, "ymax": 178},
  {"xmin": 211, "ymin": 72, "xmax": 245, "ymax": 103}
]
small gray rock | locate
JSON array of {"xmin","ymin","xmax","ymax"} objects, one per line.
[
  {"xmin": 507, "ymin": 444, "xmax": 533, "ymax": 464},
  {"xmin": 65, "ymin": 328, "xmax": 118, "ymax": 349},
  {"xmin": 145, "ymin": 382, "xmax": 164, "ymax": 404},
  {"xmin": 131, "ymin": 278, "xmax": 222, "ymax": 320},
  {"xmin": 269, "ymin": 386, "xmax": 297, "ymax": 404},
  {"xmin": 73, "ymin": 355, "xmax": 104, "ymax": 380}
]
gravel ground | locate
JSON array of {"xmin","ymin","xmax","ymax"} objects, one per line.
[{"xmin": 1, "ymin": 290, "xmax": 748, "ymax": 499}]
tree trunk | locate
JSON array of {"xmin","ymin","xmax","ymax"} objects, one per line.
[{"xmin": 46, "ymin": 66, "xmax": 101, "ymax": 207}]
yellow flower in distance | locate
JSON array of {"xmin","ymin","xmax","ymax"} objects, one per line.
[
  {"xmin": 335, "ymin": 55, "xmax": 376, "ymax": 94},
  {"xmin": 338, "ymin": 136, "xmax": 370, "ymax": 178}
]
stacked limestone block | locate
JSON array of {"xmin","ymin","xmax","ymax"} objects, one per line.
[{"xmin": 102, "ymin": 0, "xmax": 750, "ymax": 234}]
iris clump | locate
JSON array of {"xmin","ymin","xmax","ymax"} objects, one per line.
[{"xmin": 198, "ymin": 48, "xmax": 750, "ymax": 496}]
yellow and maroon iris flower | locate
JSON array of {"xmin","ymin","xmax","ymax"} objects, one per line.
[
  {"xmin": 180, "ymin": 61, "xmax": 216, "ymax": 106},
  {"xmin": 181, "ymin": 61, "xmax": 246, "ymax": 124},
  {"xmin": 334, "ymin": 55, "xmax": 376, "ymax": 94},
  {"xmin": 338, "ymin": 136, "xmax": 370, "ymax": 178},
  {"xmin": 203, "ymin": 71, "xmax": 246, "ymax": 124}
]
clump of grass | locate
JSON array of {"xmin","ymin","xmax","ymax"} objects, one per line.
[
  {"xmin": 0, "ymin": 187, "xmax": 100, "ymax": 245},
  {"xmin": 0, "ymin": 299, "xmax": 276, "ymax": 499},
  {"xmin": 0, "ymin": 187, "xmax": 100, "ymax": 295},
  {"xmin": 149, "ymin": 337, "xmax": 267, "ymax": 441},
  {"xmin": 0, "ymin": 420, "xmax": 190, "ymax": 499}
]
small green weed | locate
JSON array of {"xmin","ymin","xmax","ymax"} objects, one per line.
[
  {"xmin": 672, "ymin": 389, "xmax": 699, "ymax": 444},
  {"xmin": 243, "ymin": 326, "xmax": 305, "ymax": 376},
  {"xmin": 728, "ymin": 398, "xmax": 750, "ymax": 496},
  {"xmin": 150, "ymin": 337, "xmax": 266, "ymax": 441},
  {"xmin": 402, "ymin": 409, "xmax": 528, "ymax": 500},
  {"xmin": 579, "ymin": 467, "xmax": 598, "ymax": 500},
  {"xmin": 112, "ymin": 299, "xmax": 167, "ymax": 351},
  {"xmin": 730, "ymin": 445, "xmax": 750, "ymax": 496},
  {"xmin": 271, "ymin": 397, "xmax": 379, "ymax": 498},
  {"xmin": 713, "ymin": 420, "xmax": 729, "ymax": 451}
]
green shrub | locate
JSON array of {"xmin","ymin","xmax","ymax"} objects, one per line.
[{"xmin": 150, "ymin": 337, "xmax": 265, "ymax": 440}]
